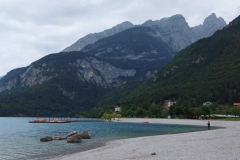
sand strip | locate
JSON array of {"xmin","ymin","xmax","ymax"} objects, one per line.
[{"xmin": 52, "ymin": 118, "xmax": 240, "ymax": 160}]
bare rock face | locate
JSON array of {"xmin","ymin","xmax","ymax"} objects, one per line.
[
  {"xmin": 192, "ymin": 13, "xmax": 227, "ymax": 40},
  {"xmin": 143, "ymin": 14, "xmax": 197, "ymax": 52},
  {"xmin": 143, "ymin": 13, "xmax": 226, "ymax": 52},
  {"xmin": 0, "ymin": 55, "xmax": 136, "ymax": 92},
  {"xmin": 73, "ymin": 57, "xmax": 136, "ymax": 87},
  {"xmin": 62, "ymin": 21, "xmax": 134, "ymax": 52}
]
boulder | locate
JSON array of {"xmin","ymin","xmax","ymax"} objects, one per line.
[
  {"xmin": 79, "ymin": 130, "xmax": 91, "ymax": 139},
  {"xmin": 66, "ymin": 131, "xmax": 78, "ymax": 138},
  {"xmin": 67, "ymin": 133, "xmax": 82, "ymax": 143},
  {"xmin": 40, "ymin": 136, "xmax": 53, "ymax": 142},
  {"xmin": 41, "ymin": 130, "xmax": 90, "ymax": 143}
]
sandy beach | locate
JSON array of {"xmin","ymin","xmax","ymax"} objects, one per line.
[{"xmin": 53, "ymin": 118, "xmax": 240, "ymax": 160}]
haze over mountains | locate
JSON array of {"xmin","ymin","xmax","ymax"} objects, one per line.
[{"xmin": 0, "ymin": 13, "xmax": 228, "ymax": 116}]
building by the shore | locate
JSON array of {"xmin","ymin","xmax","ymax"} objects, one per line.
[
  {"xmin": 233, "ymin": 103, "xmax": 240, "ymax": 107},
  {"xmin": 164, "ymin": 100, "xmax": 176, "ymax": 110},
  {"xmin": 203, "ymin": 101, "xmax": 212, "ymax": 106},
  {"xmin": 114, "ymin": 106, "xmax": 122, "ymax": 113}
]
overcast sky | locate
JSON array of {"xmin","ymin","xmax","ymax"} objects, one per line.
[{"xmin": 0, "ymin": 0, "xmax": 240, "ymax": 77}]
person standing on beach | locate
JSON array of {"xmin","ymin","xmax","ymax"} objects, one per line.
[{"xmin": 207, "ymin": 121, "xmax": 210, "ymax": 130}]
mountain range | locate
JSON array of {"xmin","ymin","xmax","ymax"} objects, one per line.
[
  {"xmin": 0, "ymin": 13, "xmax": 228, "ymax": 116},
  {"xmin": 63, "ymin": 13, "xmax": 226, "ymax": 52},
  {"xmin": 120, "ymin": 14, "xmax": 240, "ymax": 115}
]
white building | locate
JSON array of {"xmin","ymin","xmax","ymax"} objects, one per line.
[
  {"xmin": 203, "ymin": 101, "xmax": 212, "ymax": 106},
  {"xmin": 114, "ymin": 106, "xmax": 122, "ymax": 112}
]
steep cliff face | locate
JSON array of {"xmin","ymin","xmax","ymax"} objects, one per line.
[
  {"xmin": 62, "ymin": 21, "xmax": 134, "ymax": 52},
  {"xmin": 143, "ymin": 14, "xmax": 197, "ymax": 52},
  {"xmin": 0, "ymin": 52, "xmax": 137, "ymax": 92},
  {"xmin": 71, "ymin": 57, "xmax": 136, "ymax": 87},
  {"xmin": 192, "ymin": 13, "xmax": 227, "ymax": 40}
]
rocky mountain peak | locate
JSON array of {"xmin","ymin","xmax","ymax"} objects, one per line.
[
  {"xmin": 192, "ymin": 13, "xmax": 227, "ymax": 39},
  {"xmin": 168, "ymin": 14, "xmax": 186, "ymax": 21},
  {"xmin": 203, "ymin": 13, "xmax": 226, "ymax": 27},
  {"xmin": 143, "ymin": 14, "xmax": 186, "ymax": 26},
  {"xmin": 114, "ymin": 21, "xmax": 133, "ymax": 29},
  {"xmin": 203, "ymin": 13, "xmax": 217, "ymax": 24},
  {"xmin": 142, "ymin": 14, "xmax": 196, "ymax": 52}
]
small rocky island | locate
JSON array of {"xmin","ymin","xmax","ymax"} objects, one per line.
[{"xmin": 40, "ymin": 131, "xmax": 91, "ymax": 143}]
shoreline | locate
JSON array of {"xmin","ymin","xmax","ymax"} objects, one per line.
[{"xmin": 51, "ymin": 118, "xmax": 240, "ymax": 160}]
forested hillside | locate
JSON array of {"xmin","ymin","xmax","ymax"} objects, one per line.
[{"xmin": 120, "ymin": 15, "xmax": 240, "ymax": 116}]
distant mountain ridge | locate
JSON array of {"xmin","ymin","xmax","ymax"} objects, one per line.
[
  {"xmin": 62, "ymin": 13, "xmax": 226, "ymax": 53},
  {"xmin": 62, "ymin": 21, "xmax": 134, "ymax": 52}
]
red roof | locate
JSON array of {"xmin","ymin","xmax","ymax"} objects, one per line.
[{"xmin": 233, "ymin": 103, "xmax": 240, "ymax": 106}]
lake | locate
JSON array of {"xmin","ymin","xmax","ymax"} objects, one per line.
[{"xmin": 0, "ymin": 117, "xmax": 210, "ymax": 160}]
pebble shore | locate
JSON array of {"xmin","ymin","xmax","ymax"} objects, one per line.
[{"xmin": 53, "ymin": 118, "xmax": 240, "ymax": 160}]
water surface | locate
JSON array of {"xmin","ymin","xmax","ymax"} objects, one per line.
[{"xmin": 0, "ymin": 117, "xmax": 212, "ymax": 160}]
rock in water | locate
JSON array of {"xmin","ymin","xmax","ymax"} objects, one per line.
[
  {"xmin": 79, "ymin": 130, "xmax": 91, "ymax": 139},
  {"xmin": 66, "ymin": 131, "xmax": 78, "ymax": 138},
  {"xmin": 40, "ymin": 136, "xmax": 53, "ymax": 142},
  {"xmin": 67, "ymin": 133, "xmax": 82, "ymax": 143}
]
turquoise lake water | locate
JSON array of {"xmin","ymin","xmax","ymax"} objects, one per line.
[{"xmin": 0, "ymin": 117, "xmax": 211, "ymax": 160}]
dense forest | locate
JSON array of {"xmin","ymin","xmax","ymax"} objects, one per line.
[{"xmin": 0, "ymin": 75, "xmax": 107, "ymax": 117}]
